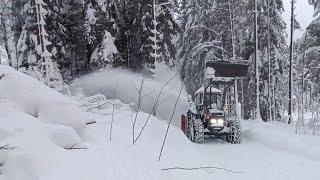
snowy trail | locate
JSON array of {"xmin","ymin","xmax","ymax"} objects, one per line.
[
  {"xmin": 75, "ymin": 108, "xmax": 320, "ymax": 180},
  {"xmin": 156, "ymin": 121, "xmax": 320, "ymax": 180}
]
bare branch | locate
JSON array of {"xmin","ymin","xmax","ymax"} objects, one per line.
[
  {"xmin": 161, "ymin": 166, "xmax": 244, "ymax": 174},
  {"xmin": 0, "ymin": 144, "xmax": 15, "ymax": 150},
  {"xmin": 156, "ymin": 94, "xmax": 174, "ymax": 108},
  {"xmin": 135, "ymin": 72, "xmax": 178, "ymax": 143},
  {"xmin": 0, "ymin": 73, "xmax": 5, "ymax": 80},
  {"xmin": 64, "ymin": 144, "xmax": 87, "ymax": 150},
  {"xmin": 132, "ymin": 74, "xmax": 148, "ymax": 145},
  {"xmin": 86, "ymin": 121, "xmax": 96, "ymax": 125},
  {"xmin": 140, "ymin": 88, "xmax": 155, "ymax": 100},
  {"xmin": 0, "ymin": 0, "xmax": 11, "ymax": 16},
  {"xmin": 131, "ymin": 80, "xmax": 139, "ymax": 92},
  {"xmin": 110, "ymin": 81, "xmax": 119, "ymax": 141},
  {"xmin": 158, "ymin": 81, "xmax": 184, "ymax": 161}
]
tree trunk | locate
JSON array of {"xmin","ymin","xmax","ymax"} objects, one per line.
[
  {"xmin": 228, "ymin": 0, "xmax": 236, "ymax": 60},
  {"xmin": 288, "ymin": 0, "xmax": 295, "ymax": 124},
  {"xmin": 254, "ymin": 0, "xmax": 261, "ymax": 120},
  {"xmin": 301, "ymin": 32, "xmax": 308, "ymax": 132},
  {"xmin": 267, "ymin": 0, "xmax": 272, "ymax": 121}
]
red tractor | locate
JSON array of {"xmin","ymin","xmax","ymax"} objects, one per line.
[{"xmin": 181, "ymin": 60, "xmax": 249, "ymax": 144}]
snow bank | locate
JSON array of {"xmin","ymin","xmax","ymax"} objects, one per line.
[
  {"xmin": 0, "ymin": 65, "xmax": 88, "ymax": 134},
  {"xmin": 71, "ymin": 62, "xmax": 190, "ymax": 126},
  {"xmin": 0, "ymin": 65, "xmax": 171, "ymax": 180},
  {"xmin": 242, "ymin": 120, "xmax": 320, "ymax": 161}
]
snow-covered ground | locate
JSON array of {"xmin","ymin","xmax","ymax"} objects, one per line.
[{"xmin": 1, "ymin": 65, "xmax": 320, "ymax": 180}]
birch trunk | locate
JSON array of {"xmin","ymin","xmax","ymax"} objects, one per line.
[{"xmin": 254, "ymin": 0, "xmax": 261, "ymax": 120}]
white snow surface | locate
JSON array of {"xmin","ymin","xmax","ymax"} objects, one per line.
[
  {"xmin": 0, "ymin": 65, "xmax": 320, "ymax": 180},
  {"xmin": 0, "ymin": 65, "xmax": 88, "ymax": 134}
]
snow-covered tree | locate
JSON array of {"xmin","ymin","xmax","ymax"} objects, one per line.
[
  {"xmin": 12, "ymin": 0, "xmax": 62, "ymax": 88},
  {"xmin": 0, "ymin": 0, "xmax": 13, "ymax": 66},
  {"xmin": 90, "ymin": 31, "xmax": 118, "ymax": 67},
  {"xmin": 32, "ymin": 0, "xmax": 62, "ymax": 88},
  {"xmin": 177, "ymin": 0, "xmax": 224, "ymax": 94},
  {"xmin": 241, "ymin": 0, "xmax": 288, "ymax": 121},
  {"xmin": 149, "ymin": 0, "xmax": 179, "ymax": 75}
]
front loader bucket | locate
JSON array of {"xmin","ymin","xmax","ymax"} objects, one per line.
[{"xmin": 206, "ymin": 61, "xmax": 249, "ymax": 78}]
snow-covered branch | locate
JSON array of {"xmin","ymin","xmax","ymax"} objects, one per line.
[
  {"xmin": 186, "ymin": 26, "xmax": 222, "ymax": 39},
  {"xmin": 191, "ymin": 41, "xmax": 223, "ymax": 53}
]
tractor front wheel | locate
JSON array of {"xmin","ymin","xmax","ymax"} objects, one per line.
[
  {"xmin": 227, "ymin": 120, "xmax": 242, "ymax": 144},
  {"xmin": 192, "ymin": 118, "xmax": 204, "ymax": 144},
  {"xmin": 186, "ymin": 111, "xmax": 204, "ymax": 144}
]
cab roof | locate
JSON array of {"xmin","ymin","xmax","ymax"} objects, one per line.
[{"xmin": 195, "ymin": 86, "xmax": 222, "ymax": 94}]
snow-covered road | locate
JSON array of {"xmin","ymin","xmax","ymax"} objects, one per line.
[{"xmin": 83, "ymin": 107, "xmax": 320, "ymax": 180}]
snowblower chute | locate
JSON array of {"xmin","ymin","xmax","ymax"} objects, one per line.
[{"xmin": 182, "ymin": 60, "xmax": 249, "ymax": 144}]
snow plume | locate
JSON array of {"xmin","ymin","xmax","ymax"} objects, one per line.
[{"xmin": 71, "ymin": 63, "xmax": 189, "ymax": 125}]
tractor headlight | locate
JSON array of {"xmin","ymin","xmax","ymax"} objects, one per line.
[
  {"xmin": 217, "ymin": 119, "xmax": 224, "ymax": 124},
  {"xmin": 210, "ymin": 118, "xmax": 224, "ymax": 125},
  {"xmin": 210, "ymin": 118, "xmax": 217, "ymax": 124}
]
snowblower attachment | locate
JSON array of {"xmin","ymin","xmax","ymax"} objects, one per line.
[{"xmin": 205, "ymin": 60, "xmax": 249, "ymax": 78}]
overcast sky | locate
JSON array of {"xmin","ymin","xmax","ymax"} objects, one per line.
[{"xmin": 283, "ymin": 0, "xmax": 314, "ymax": 41}]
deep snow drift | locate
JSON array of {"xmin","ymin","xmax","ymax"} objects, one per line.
[
  {"xmin": 71, "ymin": 63, "xmax": 189, "ymax": 126},
  {"xmin": 0, "ymin": 65, "xmax": 169, "ymax": 180},
  {"xmin": 1, "ymin": 65, "xmax": 320, "ymax": 180}
]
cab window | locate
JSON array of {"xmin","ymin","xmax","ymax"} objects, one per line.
[{"xmin": 196, "ymin": 92, "xmax": 203, "ymax": 105}]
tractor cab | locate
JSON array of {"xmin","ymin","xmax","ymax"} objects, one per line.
[
  {"xmin": 182, "ymin": 59, "xmax": 250, "ymax": 144},
  {"xmin": 195, "ymin": 86, "xmax": 223, "ymax": 114}
]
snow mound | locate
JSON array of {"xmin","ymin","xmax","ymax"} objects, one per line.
[
  {"xmin": 45, "ymin": 124, "xmax": 82, "ymax": 149},
  {"xmin": 0, "ymin": 65, "xmax": 87, "ymax": 134},
  {"xmin": 0, "ymin": 65, "xmax": 171, "ymax": 180},
  {"xmin": 242, "ymin": 120, "xmax": 320, "ymax": 161}
]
